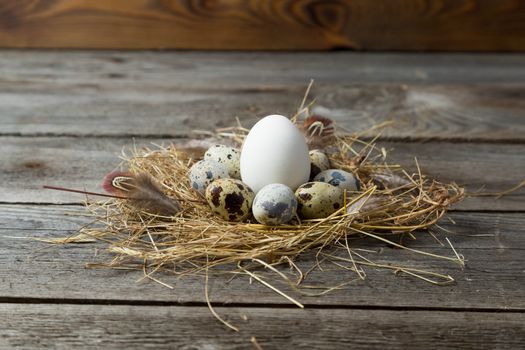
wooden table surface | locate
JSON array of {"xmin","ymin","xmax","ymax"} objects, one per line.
[{"xmin": 1, "ymin": 51, "xmax": 524, "ymax": 349}]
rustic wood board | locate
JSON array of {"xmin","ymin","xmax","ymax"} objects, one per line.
[
  {"xmin": 1, "ymin": 137, "xmax": 522, "ymax": 210},
  {"xmin": 0, "ymin": 1, "xmax": 524, "ymax": 51},
  {"xmin": 1, "ymin": 83, "xmax": 524, "ymax": 142},
  {"xmin": 2, "ymin": 304, "xmax": 524, "ymax": 350},
  {"xmin": 5, "ymin": 206, "xmax": 523, "ymax": 250},
  {"xmin": 1, "ymin": 52, "xmax": 524, "ymax": 85},
  {"xmin": 2, "ymin": 206, "xmax": 524, "ymax": 310},
  {"xmin": 1, "ymin": 51, "xmax": 524, "ymax": 348},
  {"xmin": 1, "ymin": 52, "xmax": 525, "ymax": 141}
]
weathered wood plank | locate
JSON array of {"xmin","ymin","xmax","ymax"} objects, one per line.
[
  {"xmin": 0, "ymin": 51, "xmax": 525, "ymax": 141},
  {"xmin": 0, "ymin": 0, "xmax": 524, "ymax": 51},
  {"xmin": 2, "ymin": 304, "xmax": 524, "ymax": 350},
  {"xmin": 313, "ymin": 84, "xmax": 525, "ymax": 141},
  {"xmin": 1, "ymin": 82, "xmax": 524, "ymax": 141},
  {"xmin": 2, "ymin": 52, "xmax": 525, "ymax": 85},
  {"xmin": 0, "ymin": 50, "xmax": 525, "ymax": 85},
  {"xmin": 2, "ymin": 206, "xmax": 522, "ymax": 250},
  {"xmin": 0, "ymin": 137, "xmax": 522, "ymax": 210},
  {"xmin": 2, "ymin": 206, "xmax": 524, "ymax": 309}
]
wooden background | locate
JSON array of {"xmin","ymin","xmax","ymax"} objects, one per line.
[
  {"xmin": 0, "ymin": 0, "xmax": 524, "ymax": 51},
  {"xmin": 1, "ymin": 1, "xmax": 524, "ymax": 347},
  {"xmin": 1, "ymin": 52, "xmax": 525, "ymax": 349}
]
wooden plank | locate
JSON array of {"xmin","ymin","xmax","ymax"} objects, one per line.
[
  {"xmin": 0, "ymin": 137, "xmax": 522, "ymax": 210},
  {"xmin": 1, "ymin": 304, "xmax": 524, "ymax": 349},
  {"xmin": 313, "ymin": 84, "xmax": 525, "ymax": 142},
  {"xmin": 1, "ymin": 52, "xmax": 525, "ymax": 86},
  {"xmin": 0, "ymin": 1, "xmax": 524, "ymax": 51},
  {"xmin": 2, "ymin": 207, "xmax": 524, "ymax": 309},
  {"xmin": 1, "ymin": 81, "xmax": 524, "ymax": 141},
  {"xmin": 2, "ymin": 206, "xmax": 522, "ymax": 250},
  {"xmin": 383, "ymin": 141, "xmax": 525, "ymax": 211}
]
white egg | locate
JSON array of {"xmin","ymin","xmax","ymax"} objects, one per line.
[{"xmin": 240, "ymin": 115, "xmax": 310, "ymax": 193}]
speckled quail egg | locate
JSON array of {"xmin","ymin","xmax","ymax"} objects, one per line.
[
  {"xmin": 204, "ymin": 145, "xmax": 241, "ymax": 179},
  {"xmin": 314, "ymin": 169, "xmax": 359, "ymax": 192},
  {"xmin": 188, "ymin": 160, "xmax": 229, "ymax": 195},
  {"xmin": 309, "ymin": 149, "xmax": 330, "ymax": 179},
  {"xmin": 205, "ymin": 178, "xmax": 254, "ymax": 221},
  {"xmin": 295, "ymin": 182, "xmax": 343, "ymax": 219},
  {"xmin": 252, "ymin": 184, "xmax": 297, "ymax": 225}
]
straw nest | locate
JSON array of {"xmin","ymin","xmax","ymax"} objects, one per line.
[{"xmin": 70, "ymin": 120, "xmax": 465, "ymax": 297}]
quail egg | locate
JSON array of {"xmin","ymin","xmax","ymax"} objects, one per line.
[
  {"xmin": 309, "ymin": 149, "xmax": 330, "ymax": 179},
  {"xmin": 204, "ymin": 145, "xmax": 241, "ymax": 179},
  {"xmin": 252, "ymin": 184, "xmax": 297, "ymax": 225},
  {"xmin": 188, "ymin": 160, "xmax": 229, "ymax": 195},
  {"xmin": 205, "ymin": 178, "xmax": 254, "ymax": 221},
  {"xmin": 314, "ymin": 169, "xmax": 359, "ymax": 192},
  {"xmin": 295, "ymin": 182, "xmax": 343, "ymax": 219}
]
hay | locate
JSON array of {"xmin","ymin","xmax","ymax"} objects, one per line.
[
  {"xmin": 77, "ymin": 122, "xmax": 465, "ymax": 287},
  {"xmin": 43, "ymin": 110, "xmax": 466, "ymax": 331},
  {"xmin": 45, "ymin": 81, "xmax": 468, "ymax": 330}
]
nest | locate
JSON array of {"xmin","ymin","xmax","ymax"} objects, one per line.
[
  {"xmin": 71, "ymin": 120, "xmax": 464, "ymax": 286},
  {"xmin": 42, "ymin": 109, "xmax": 467, "ymax": 330}
]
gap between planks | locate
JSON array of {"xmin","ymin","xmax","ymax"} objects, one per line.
[
  {"xmin": 0, "ymin": 297, "xmax": 523, "ymax": 314},
  {"xmin": 2, "ymin": 133, "xmax": 525, "ymax": 145}
]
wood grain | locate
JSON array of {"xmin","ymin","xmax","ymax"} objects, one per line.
[
  {"xmin": 2, "ymin": 304, "xmax": 524, "ymax": 349},
  {"xmin": 1, "ymin": 51, "xmax": 525, "ymax": 85},
  {"xmin": 0, "ymin": 137, "xmax": 522, "ymax": 210},
  {"xmin": 2, "ymin": 206, "xmax": 524, "ymax": 309},
  {"xmin": 5, "ymin": 207, "xmax": 523, "ymax": 250},
  {"xmin": 0, "ymin": 51, "xmax": 523, "ymax": 348},
  {"xmin": 1, "ymin": 52, "xmax": 524, "ymax": 141},
  {"xmin": 1, "ymin": 82, "xmax": 524, "ymax": 142},
  {"xmin": 313, "ymin": 84, "xmax": 525, "ymax": 142},
  {"xmin": 0, "ymin": 1, "xmax": 523, "ymax": 51}
]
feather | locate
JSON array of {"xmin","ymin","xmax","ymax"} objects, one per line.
[
  {"xmin": 103, "ymin": 171, "xmax": 181, "ymax": 216},
  {"xmin": 347, "ymin": 195, "xmax": 388, "ymax": 215},
  {"xmin": 299, "ymin": 115, "xmax": 336, "ymax": 148},
  {"xmin": 371, "ymin": 172, "xmax": 413, "ymax": 190}
]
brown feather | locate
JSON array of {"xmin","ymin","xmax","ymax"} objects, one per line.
[
  {"xmin": 299, "ymin": 115, "xmax": 336, "ymax": 148},
  {"xmin": 370, "ymin": 172, "xmax": 413, "ymax": 191},
  {"xmin": 103, "ymin": 171, "xmax": 181, "ymax": 216}
]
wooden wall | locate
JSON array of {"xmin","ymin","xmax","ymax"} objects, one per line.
[{"xmin": 0, "ymin": 0, "xmax": 523, "ymax": 51}]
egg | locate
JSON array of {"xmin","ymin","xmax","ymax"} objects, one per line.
[
  {"xmin": 240, "ymin": 115, "xmax": 310, "ymax": 193},
  {"xmin": 252, "ymin": 184, "xmax": 297, "ymax": 225},
  {"xmin": 205, "ymin": 178, "xmax": 254, "ymax": 221},
  {"xmin": 204, "ymin": 145, "xmax": 241, "ymax": 179},
  {"xmin": 188, "ymin": 160, "xmax": 229, "ymax": 195},
  {"xmin": 295, "ymin": 182, "xmax": 343, "ymax": 219},
  {"xmin": 309, "ymin": 149, "xmax": 330, "ymax": 179},
  {"xmin": 314, "ymin": 169, "xmax": 359, "ymax": 192}
]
